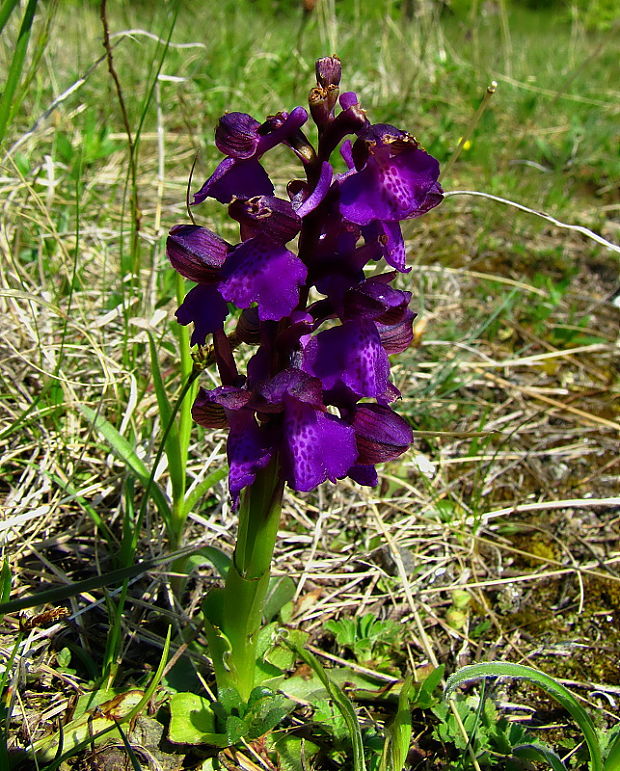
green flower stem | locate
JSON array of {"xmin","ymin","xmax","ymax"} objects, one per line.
[{"xmin": 203, "ymin": 457, "xmax": 284, "ymax": 702}]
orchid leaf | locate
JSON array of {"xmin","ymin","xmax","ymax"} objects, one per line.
[
  {"xmin": 513, "ymin": 742, "xmax": 568, "ymax": 771},
  {"xmin": 445, "ymin": 662, "xmax": 603, "ymax": 771}
]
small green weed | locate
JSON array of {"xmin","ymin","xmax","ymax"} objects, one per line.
[{"xmin": 324, "ymin": 613, "xmax": 402, "ymax": 668}]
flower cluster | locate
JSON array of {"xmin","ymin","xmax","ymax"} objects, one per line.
[{"xmin": 167, "ymin": 57, "xmax": 442, "ymax": 505}]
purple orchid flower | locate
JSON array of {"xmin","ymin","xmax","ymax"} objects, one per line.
[{"xmin": 167, "ymin": 57, "xmax": 442, "ymax": 505}]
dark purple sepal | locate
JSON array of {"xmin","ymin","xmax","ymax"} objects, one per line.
[
  {"xmin": 236, "ymin": 307, "xmax": 261, "ymax": 344},
  {"xmin": 167, "ymin": 225, "xmax": 230, "ymax": 282},
  {"xmin": 215, "ymin": 112, "xmax": 261, "ymax": 158},
  {"xmin": 343, "ymin": 276, "xmax": 412, "ymax": 325},
  {"xmin": 280, "ymin": 398, "xmax": 357, "ymax": 492},
  {"xmin": 218, "ymin": 234, "xmax": 308, "ymax": 321},
  {"xmin": 175, "ymin": 284, "xmax": 229, "ymax": 346},
  {"xmin": 192, "ymin": 387, "xmax": 228, "ymax": 429},
  {"xmin": 376, "ymin": 310, "xmax": 416, "ymax": 354},
  {"xmin": 352, "ymin": 403, "xmax": 412, "ymax": 463},
  {"xmin": 193, "ymin": 157, "xmax": 274, "ymax": 205},
  {"xmin": 302, "ymin": 319, "xmax": 390, "ymax": 399}
]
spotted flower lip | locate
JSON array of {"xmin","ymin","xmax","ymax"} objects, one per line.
[
  {"xmin": 168, "ymin": 57, "xmax": 443, "ymax": 501},
  {"xmin": 338, "ymin": 123, "xmax": 443, "ymax": 225}
]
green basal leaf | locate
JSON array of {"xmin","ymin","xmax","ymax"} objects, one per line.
[
  {"xmin": 445, "ymin": 662, "xmax": 603, "ymax": 771},
  {"xmin": 225, "ymin": 715, "xmax": 247, "ymax": 745},
  {"xmin": 244, "ymin": 688, "xmax": 295, "ymax": 739},
  {"xmin": 270, "ymin": 734, "xmax": 320, "ymax": 771},
  {"xmin": 32, "ymin": 689, "xmax": 145, "ymax": 761},
  {"xmin": 168, "ymin": 692, "xmax": 228, "ymax": 747}
]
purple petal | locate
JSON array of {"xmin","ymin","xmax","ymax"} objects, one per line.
[
  {"xmin": 175, "ymin": 284, "xmax": 229, "ymax": 346},
  {"xmin": 193, "ymin": 157, "xmax": 274, "ymax": 205},
  {"xmin": 339, "ymin": 92, "xmax": 359, "ymax": 110},
  {"xmin": 352, "ymin": 403, "xmax": 412, "ymax": 463},
  {"xmin": 281, "ymin": 398, "xmax": 357, "ymax": 491},
  {"xmin": 302, "ymin": 320, "xmax": 390, "ymax": 399},
  {"xmin": 256, "ymin": 106, "xmax": 308, "ymax": 155},
  {"xmin": 219, "ymin": 234, "xmax": 307, "ymax": 321},
  {"xmin": 340, "ymin": 140, "xmax": 355, "ymax": 169},
  {"xmin": 167, "ymin": 225, "xmax": 230, "ymax": 282},
  {"xmin": 229, "ymin": 196, "xmax": 301, "ymax": 243},
  {"xmin": 215, "ymin": 112, "xmax": 261, "ymax": 158},
  {"xmin": 260, "ymin": 368, "xmax": 323, "ymax": 408},
  {"xmin": 294, "ymin": 162, "xmax": 333, "ymax": 218}
]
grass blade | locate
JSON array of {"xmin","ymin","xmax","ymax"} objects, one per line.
[
  {"xmin": 182, "ymin": 468, "xmax": 227, "ymax": 518},
  {"xmin": 445, "ymin": 662, "xmax": 603, "ymax": 771},
  {"xmin": 291, "ymin": 642, "xmax": 367, "ymax": 771},
  {"xmin": 0, "ymin": 0, "xmax": 20, "ymax": 34},
  {"xmin": 79, "ymin": 403, "xmax": 172, "ymax": 525},
  {"xmin": 147, "ymin": 333, "xmax": 185, "ymax": 503},
  {"xmin": 0, "ymin": 0, "xmax": 38, "ymax": 144}
]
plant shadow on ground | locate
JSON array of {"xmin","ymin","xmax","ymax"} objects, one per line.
[{"xmin": 1, "ymin": 0, "xmax": 619, "ymax": 768}]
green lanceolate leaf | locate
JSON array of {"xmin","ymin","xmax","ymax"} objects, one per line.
[
  {"xmin": 513, "ymin": 742, "xmax": 568, "ymax": 771},
  {"xmin": 79, "ymin": 404, "xmax": 172, "ymax": 524},
  {"xmin": 263, "ymin": 575, "xmax": 296, "ymax": 623},
  {"xmin": 604, "ymin": 725, "xmax": 620, "ymax": 771},
  {"xmin": 0, "ymin": 0, "xmax": 38, "ymax": 144},
  {"xmin": 445, "ymin": 662, "xmax": 603, "ymax": 771},
  {"xmin": 379, "ymin": 675, "xmax": 413, "ymax": 771}
]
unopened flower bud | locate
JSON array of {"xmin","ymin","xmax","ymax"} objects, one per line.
[{"xmin": 316, "ymin": 56, "xmax": 341, "ymax": 88}]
